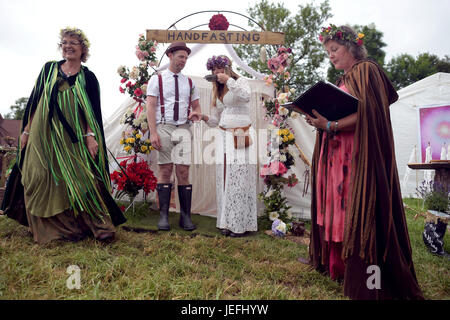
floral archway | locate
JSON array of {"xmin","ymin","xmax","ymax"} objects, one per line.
[{"xmin": 111, "ymin": 11, "xmax": 311, "ymax": 233}]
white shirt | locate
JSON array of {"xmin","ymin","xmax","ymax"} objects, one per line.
[{"xmin": 147, "ymin": 69, "xmax": 200, "ymax": 125}]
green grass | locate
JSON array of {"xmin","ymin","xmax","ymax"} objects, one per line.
[{"xmin": 0, "ymin": 199, "xmax": 448, "ymax": 300}]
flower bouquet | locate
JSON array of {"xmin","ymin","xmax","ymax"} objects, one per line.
[{"xmin": 110, "ymin": 159, "xmax": 157, "ymax": 200}]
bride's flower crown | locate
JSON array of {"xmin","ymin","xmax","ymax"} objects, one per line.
[
  {"xmin": 206, "ymin": 55, "xmax": 231, "ymax": 71},
  {"xmin": 319, "ymin": 24, "xmax": 364, "ymax": 46}
]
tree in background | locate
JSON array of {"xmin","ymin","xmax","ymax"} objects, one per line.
[
  {"xmin": 327, "ymin": 23, "xmax": 387, "ymax": 84},
  {"xmin": 234, "ymin": 0, "xmax": 332, "ymax": 93},
  {"xmin": 4, "ymin": 97, "xmax": 28, "ymax": 120},
  {"xmin": 386, "ymin": 53, "xmax": 450, "ymax": 90}
]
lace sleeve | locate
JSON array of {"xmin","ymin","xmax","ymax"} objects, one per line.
[
  {"xmin": 226, "ymin": 77, "xmax": 251, "ymax": 103},
  {"xmin": 205, "ymin": 104, "xmax": 221, "ymax": 127}
]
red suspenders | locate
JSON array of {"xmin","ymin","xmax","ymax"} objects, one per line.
[{"xmin": 158, "ymin": 73, "xmax": 192, "ymax": 124}]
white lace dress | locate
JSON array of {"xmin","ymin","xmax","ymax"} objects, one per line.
[{"xmin": 205, "ymin": 77, "xmax": 258, "ymax": 234}]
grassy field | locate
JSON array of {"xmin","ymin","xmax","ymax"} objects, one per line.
[{"xmin": 0, "ymin": 199, "xmax": 448, "ymax": 300}]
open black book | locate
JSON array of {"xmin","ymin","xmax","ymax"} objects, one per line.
[{"xmin": 282, "ymin": 81, "xmax": 358, "ymax": 121}]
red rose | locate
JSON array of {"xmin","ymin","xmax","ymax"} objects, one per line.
[
  {"xmin": 121, "ymin": 78, "xmax": 127, "ymax": 83},
  {"xmin": 134, "ymin": 88, "xmax": 143, "ymax": 97},
  {"xmin": 119, "ymin": 86, "xmax": 125, "ymax": 93}
]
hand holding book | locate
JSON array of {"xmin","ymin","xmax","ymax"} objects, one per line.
[{"xmin": 282, "ymin": 81, "xmax": 358, "ymax": 121}]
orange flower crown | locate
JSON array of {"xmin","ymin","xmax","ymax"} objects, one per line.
[{"xmin": 319, "ymin": 24, "xmax": 364, "ymax": 46}]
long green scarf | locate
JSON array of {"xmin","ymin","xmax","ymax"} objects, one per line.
[{"xmin": 20, "ymin": 62, "xmax": 110, "ymax": 219}]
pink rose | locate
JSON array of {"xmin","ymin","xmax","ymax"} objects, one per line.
[
  {"xmin": 260, "ymin": 164, "xmax": 270, "ymax": 177},
  {"xmin": 135, "ymin": 49, "xmax": 146, "ymax": 61},
  {"xmin": 270, "ymin": 161, "xmax": 287, "ymax": 176}
]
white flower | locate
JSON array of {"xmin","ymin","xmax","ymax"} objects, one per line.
[
  {"xmin": 280, "ymin": 154, "xmax": 287, "ymax": 162},
  {"xmin": 291, "ymin": 111, "xmax": 300, "ymax": 119},
  {"xmin": 138, "ymin": 112, "xmax": 147, "ymax": 121},
  {"xmin": 278, "ymin": 106, "xmax": 289, "ymax": 116},
  {"xmin": 140, "ymin": 61, "xmax": 148, "ymax": 69},
  {"xmin": 277, "ymin": 92, "xmax": 289, "ymax": 104},
  {"xmin": 117, "ymin": 65, "xmax": 127, "ymax": 77},
  {"xmin": 133, "ymin": 118, "xmax": 141, "ymax": 127},
  {"xmin": 286, "ymin": 211, "xmax": 293, "ymax": 219},
  {"xmin": 140, "ymin": 122, "xmax": 148, "ymax": 130},
  {"xmin": 269, "ymin": 211, "xmax": 279, "ymax": 221},
  {"xmin": 266, "ymin": 189, "xmax": 274, "ymax": 197},
  {"xmin": 129, "ymin": 66, "xmax": 140, "ymax": 80},
  {"xmin": 290, "ymin": 88, "xmax": 296, "ymax": 95},
  {"xmin": 275, "ymin": 221, "xmax": 287, "ymax": 233}
]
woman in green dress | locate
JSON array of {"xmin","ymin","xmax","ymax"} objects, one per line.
[{"xmin": 1, "ymin": 27, "xmax": 126, "ymax": 244}]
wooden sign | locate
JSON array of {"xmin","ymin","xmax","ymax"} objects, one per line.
[{"xmin": 146, "ymin": 29, "xmax": 285, "ymax": 45}]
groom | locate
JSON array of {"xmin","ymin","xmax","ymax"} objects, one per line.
[{"xmin": 146, "ymin": 42, "xmax": 201, "ymax": 231}]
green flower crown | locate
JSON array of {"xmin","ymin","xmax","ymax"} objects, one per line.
[
  {"xmin": 319, "ymin": 24, "xmax": 364, "ymax": 46},
  {"xmin": 60, "ymin": 27, "xmax": 90, "ymax": 48}
]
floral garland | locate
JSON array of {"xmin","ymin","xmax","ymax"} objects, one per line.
[
  {"xmin": 111, "ymin": 34, "xmax": 159, "ymax": 202},
  {"xmin": 319, "ymin": 24, "xmax": 365, "ymax": 46},
  {"xmin": 209, "ymin": 14, "xmax": 229, "ymax": 31},
  {"xmin": 259, "ymin": 46, "xmax": 309, "ymax": 233},
  {"xmin": 110, "ymin": 159, "xmax": 157, "ymax": 199},
  {"xmin": 116, "ymin": 34, "xmax": 159, "ymax": 156},
  {"xmin": 117, "ymin": 34, "xmax": 158, "ymax": 104}
]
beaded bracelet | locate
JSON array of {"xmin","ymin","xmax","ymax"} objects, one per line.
[
  {"xmin": 84, "ymin": 132, "xmax": 95, "ymax": 137},
  {"xmin": 326, "ymin": 121, "xmax": 332, "ymax": 133},
  {"xmin": 22, "ymin": 131, "xmax": 30, "ymax": 135},
  {"xmin": 334, "ymin": 120, "xmax": 339, "ymax": 133}
]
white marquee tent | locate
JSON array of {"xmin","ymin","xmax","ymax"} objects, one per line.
[{"xmin": 390, "ymin": 72, "xmax": 450, "ymax": 196}]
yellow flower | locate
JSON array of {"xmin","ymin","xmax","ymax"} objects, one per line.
[
  {"xmin": 277, "ymin": 129, "xmax": 283, "ymax": 136},
  {"xmin": 136, "ymin": 134, "xmax": 142, "ymax": 139},
  {"xmin": 129, "ymin": 138, "xmax": 135, "ymax": 144},
  {"xmin": 119, "ymin": 139, "xmax": 125, "ymax": 145},
  {"xmin": 145, "ymin": 139, "xmax": 151, "ymax": 144},
  {"xmin": 288, "ymin": 133, "xmax": 295, "ymax": 140},
  {"xmin": 358, "ymin": 33, "xmax": 365, "ymax": 39},
  {"xmin": 141, "ymin": 145, "xmax": 148, "ymax": 152},
  {"xmin": 124, "ymin": 146, "xmax": 131, "ymax": 152}
]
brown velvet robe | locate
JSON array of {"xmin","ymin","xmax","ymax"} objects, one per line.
[{"xmin": 309, "ymin": 60, "xmax": 424, "ymax": 300}]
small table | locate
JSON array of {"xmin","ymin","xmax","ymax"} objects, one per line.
[{"xmin": 408, "ymin": 161, "xmax": 450, "ymax": 190}]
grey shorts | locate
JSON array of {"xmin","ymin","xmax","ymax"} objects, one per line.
[{"xmin": 156, "ymin": 123, "xmax": 192, "ymax": 165}]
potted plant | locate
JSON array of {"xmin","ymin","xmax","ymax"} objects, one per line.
[{"xmin": 416, "ymin": 180, "xmax": 450, "ymax": 257}]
